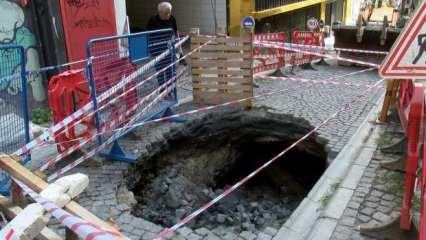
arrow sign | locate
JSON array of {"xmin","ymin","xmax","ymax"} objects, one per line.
[{"xmin": 380, "ymin": 2, "xmax": 426, "ymax": 78}]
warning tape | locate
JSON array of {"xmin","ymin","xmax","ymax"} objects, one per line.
[
  {"xmin": 257, "ymin": 41, "xmax": 389, "ymax": 55},
  {"xmin": 38, "ymin": 69, "xmax": 186, "ymax": 172},
  {"xmin": 12, "ymin": 36, "xmax": 195, "ymax": 157},
  {"xmin": 14, "ymin": 179, "xmax": 127, "ymax": 240},
  {"xmin": 254, "ymin": 41, "xmax": 381, "ymax": 68},
  {"xmin": 256, "ymin": 72, "xmax": 380, "ymax": 89},
  {"xmin": 1, "ymin": 229, "xmax": 16, "ymax": 240},
  {"xmin": 154, "ymin": 78, "xmax": 384, "ymax": 239},
  {"xmin": 47, "ymin": 81, "xmax": 178, "ymax": 181},
  {"xmin": 35, "ymin": 67, "xmax": 378, "ymax": 151},
  {"xmin": 253, "ymin": 53, "xmax": 285, "ymax": 60}
]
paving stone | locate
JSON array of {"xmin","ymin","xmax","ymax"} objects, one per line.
[
  {"xmin": 222, "ymin": 232, "xmax": 238, "ymax": 240},
  {"xmin": 372, "ymin": 212, "xmax": 392, "ymax": 223},
  {"xmin": 377, "ymin": 205, "xmax": 392, "ymax": 214},
  {"xmin": 177, "ymin": 227, "xmax": 193, "ymax": 237},
  {"xmin": 239, "ymin": 231, "xmax": 256, "ymax": 240},
  {"xmin": 368, "ymin": 196, "xmax": 381, "ymax": 203},
  {"xmin": 333, "ymin": 225, "xmax": 352, "ymax": 235},
  {"xmin": 187, "ymin": 233, "xmax": 203, "ymax": 240},
  {"xmin": 343, "ymin": 208, "xmax": 358, "ymax": 217},
  {"xmin": 371, "ymin": 190, "xmax": 384, "ymax": 198},
  {"xmin": 358, "ymin": 214, "xmax": 371, "ymax": 223},
  {"xmin": 360, "ymin": 207, "xmax": 374, "ymax": 216},
  {"xmin": 332, "ymin": 231, "xmax": 351, "ymax": 240},
  {"xmin": 382, "ymin": 194, "xmax": 395, "ymax": 201},
  {"xmin": 263, "ymin": 227, "xmax": 278, "ymax": 236},
  {"xmin": 340, "ymin": 216, "xmax": 356, "ymax": 226},
  {"xmin": 257, "ymin": 232, "xmax": 272, "ymax": 240},
  {"xmin": 195, "ymin": 228, "xmax": 211, "ymax": 237},
  {"xmin": 205, "ymin": 233, "xmax": 221, "ymax": 240},
  {"xmin": 364, "ymin": 201, "xmax": 378, "ymax": 209}
]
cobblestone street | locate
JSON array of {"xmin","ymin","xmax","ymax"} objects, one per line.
[
  {"xmin": 330, "ymin": 112, "xmax": 417, "ymax": 240},
  {"xmin": 37, "ymin": 62, "xmax": 386, "ymax": 239}
]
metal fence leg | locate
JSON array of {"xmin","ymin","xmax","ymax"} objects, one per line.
[{"xmin": 99, "ymin": 140, "xmax": 136, "ymax": 163}]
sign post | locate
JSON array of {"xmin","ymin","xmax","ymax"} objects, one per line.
[{"xmin": 241, "ymin": 16, "xmax": 255, "ymax": 103}]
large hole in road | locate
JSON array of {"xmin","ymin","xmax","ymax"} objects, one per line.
[{"xmin": 126, "ymin": 108, "xmax": 328, "ymax": 233}]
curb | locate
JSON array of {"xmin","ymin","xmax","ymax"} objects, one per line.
[{"xmin": 274, "ymin": 92, "xmax": 386, "ymax": 240}]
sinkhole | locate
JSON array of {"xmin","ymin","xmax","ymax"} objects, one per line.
[{"xmin": 126, "ymin": 108, "xmax": 329, "ymax": 233}]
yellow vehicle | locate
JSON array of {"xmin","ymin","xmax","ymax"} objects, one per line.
[{"xmin": 333, "ymin": 0, "xmax": 418, "ymax": 63}]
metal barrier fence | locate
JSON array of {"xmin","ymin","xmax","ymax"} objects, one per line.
[
  {"xmin": 86, "ymin": 29, "xmax": 178, "ymax": 162},
  {"xmin": 0, "ymin": 45, "xmax": 30, "ymax": 194}
]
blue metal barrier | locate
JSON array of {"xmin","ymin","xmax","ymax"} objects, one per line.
[
  {"xmin": 0, "ymin": 44, "xmax": 30, "ymax": 194},
  {"xmin": 86, "ymin": 29, "xmax": 179, "ymax": 162}
]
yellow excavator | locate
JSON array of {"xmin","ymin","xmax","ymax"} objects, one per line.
[{"xmin": 332, "ymin": 0, "xmax": 419, "ymax": 64}]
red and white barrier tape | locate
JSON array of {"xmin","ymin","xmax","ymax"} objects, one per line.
[
  {"xmin": 154, "ymin": 78, "xmax": 384, "ymax": 239},
  {"xmin": 38, "ymin": 69, "xmax": 186, "ymax": 172},
  {"xmin": 254, "ymin": 62, "xmax": 282, "ymax": 74},
  {"xmin": 47, "ymin": 81, "xmax": 177, "ymax": 181},
  {"xmin": 253, "ymin": 33, "xmax": 286, "ymax": 41},
  {"xmin": 13, "ymin": 180, "xmax": 126, "ymax": 240},
  {"xmin": 35, "ymin": 68, "xmax": 378, "ymax": 150},
  {"xmin": 12, "ymin": 36, "xmax": 192, "ymax": 157},
  {"xmin": 254, "ymin": 41, "xmax": 381, "ymax": 68},
  {"xmin": 253, "ymin": 53, "xmax": 285, "ymax": 60},
  {"xmin": 1, "ymin": 229, "xmax": 16, "ymax": 240},
  {"xmin": 256, "ymin": 73, "xmax": 380, "ymax": 89},
  {"xmin": 257, "ymin": 41, "xmax": 389, "ymax": 55}
]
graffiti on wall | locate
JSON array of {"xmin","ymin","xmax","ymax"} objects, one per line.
[
  {"xmin": 0, "ymin": 0, "xmax": 46, "ymax": 102},
  {"xmin": 60, "ymin": 0, "xmax": 116, "ymax": 65}
]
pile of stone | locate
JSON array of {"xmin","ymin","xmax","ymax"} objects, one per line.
[{"xmin": 132, "ymin": 167, "xmax": 300, "ymax": 235}]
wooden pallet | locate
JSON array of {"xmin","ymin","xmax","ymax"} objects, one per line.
[{"xmin": 191, "ymin": 36, "xmax": 253, "ymax": 107}]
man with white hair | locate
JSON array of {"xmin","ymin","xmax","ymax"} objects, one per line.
[
  {"xmin": 146, "ymin": 2, "xmax": 178, "ymax": 36},
  {"xmin": 147, "ymin": 2, "xmax": 187, "ymax": 69}
]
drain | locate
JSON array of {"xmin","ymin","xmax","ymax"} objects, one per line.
[{"xmin": 126, "ymin": 108, "xmax": 328, "ymax": 234}]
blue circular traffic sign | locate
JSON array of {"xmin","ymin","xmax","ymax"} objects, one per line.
[{"xmin": 241, "ymin": 16, "xmax": 255, "ymax": 29}]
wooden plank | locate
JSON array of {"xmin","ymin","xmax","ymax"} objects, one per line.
[
  {"xmin": 193, "ymin": 91, "xmax": 253, "ymax": 106},
  {"xmin": 193, "ymin": 83, "xmax": 253, "ymax": 91},
  {"xmin": 192, "ymin": 68, "xmax": 252, "ymax": 75},
  {"xmin": 192, "ymin": 60, "xmax": 252, "ymax": 68},
  {"xmin": 377, "ymin": 79, "xmax": 399, "ymax": 123},
  {"xmin": 0, "ymin": 195, "xmax": 63, "ymax": 240},
  {"xmin": 192, "ymin": 52, "xmax": 252, "ymax": 59},
  {"xmin": 193, "ymin": 77, "xmax": 252, "ymax": 83},
  {"xmin": 0, "ymin": 155, "xmax": 122, "ymax": 237}
]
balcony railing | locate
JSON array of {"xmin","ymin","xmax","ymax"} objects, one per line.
[{"xmin": 254, "ymin": 0, "xmax": 307, "ymax": 11}]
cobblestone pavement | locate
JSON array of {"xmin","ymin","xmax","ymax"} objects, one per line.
[
  {"xmin": 330, "ymin": 113, "xmax": 417, "ymax": 240},
  {"xmin": 36, "ymin": 62, "xmax": 385, "ymax": 239}
]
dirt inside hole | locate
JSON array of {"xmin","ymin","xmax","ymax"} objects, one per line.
[{"xmin": 126, "ymin": 108, "xmax": 328, "ymax": 234}]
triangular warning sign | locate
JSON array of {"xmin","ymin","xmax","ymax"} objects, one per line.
[{"xmin": 380, "ymin": 2, "xmax": 426, "ymax": 79}]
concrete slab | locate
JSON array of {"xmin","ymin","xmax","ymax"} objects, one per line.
[
  {"xmin": 354, "ymin": 147, "xmax": 376, "ymax": 167},
  {"xmin": 307, "ymin": 218, "xmax": 338, "ymax": 240},
  {"xmin": 341, "ymin": 165, "xmax": 367, "ymax": 190},
  {"xmin": 324, "ymin": 188, "xmax": 353, "ymax": 219}
]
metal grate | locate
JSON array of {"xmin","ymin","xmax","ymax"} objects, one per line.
[
  {"xmin": 0, "ymin": 45, "xmax": 30, "ymax": 194},
  {"xmin": 86, "ymin": 29, "xmax": 178, "ymax": 160}
]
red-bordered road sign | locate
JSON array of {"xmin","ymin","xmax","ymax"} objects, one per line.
[{"xmin": 380, "ymin": 2, "xmax": 426, "ymax": 79}]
